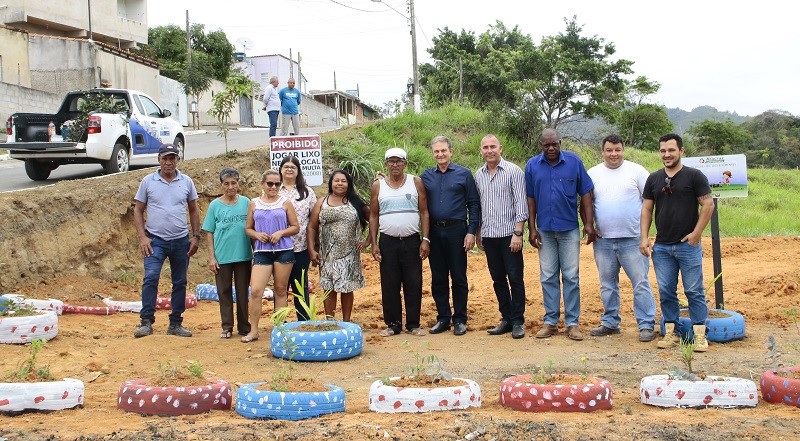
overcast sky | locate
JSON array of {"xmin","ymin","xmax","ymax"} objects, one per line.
[{"xmin": 147, "ymin": 0, "xmax": 799, "ymax": 117}]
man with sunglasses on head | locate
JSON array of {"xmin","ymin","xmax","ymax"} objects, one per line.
[{"xmin": 640, "ymin": 133, "xmax": 714, "ymax": 351}]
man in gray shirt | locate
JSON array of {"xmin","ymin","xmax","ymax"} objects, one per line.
[{"xmin": 132, "ymin": 144, "xmax": 201, "ymax": 338}]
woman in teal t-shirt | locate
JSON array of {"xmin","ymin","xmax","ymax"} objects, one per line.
[{"xmin": 202, "ymin": 167, "xmax": 253, "ymax": 339}]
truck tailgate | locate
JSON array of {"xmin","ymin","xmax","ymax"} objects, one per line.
[{"xmin": 5, "ymin": 142, "xmax": 81, "ymax": 152}]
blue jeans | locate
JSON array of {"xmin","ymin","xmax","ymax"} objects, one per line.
[
  {"xmin": 482, "ymin": 236, "xmax": 525, "ymax": 326},
  {"xmin": 267, "ymin": 110, "xmax": 279, "ymax": 137},
  {"xmin": 140, "ymin": 235, "xmax": 189, "ymax": 326},
  {"xmin": 539, "ymin": 229, "xmax": 581, "ymax": 327},
  {"xmin": 593, "ymin": 237, "xmax": 656, "ymax": 330},
  {"xmin": 652, "ymin": 241, "xmax": 708, "ymax": 324}
]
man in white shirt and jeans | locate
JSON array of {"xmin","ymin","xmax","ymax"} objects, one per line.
[{"xmin": 588, "ymin": 134, "xmax": 657, "ymax": 342}]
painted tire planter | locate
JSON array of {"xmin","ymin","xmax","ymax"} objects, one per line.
[
  {"xmin": 0, "ymin": 311, "xmax": 59, "ymax": 344},
  {"xmin": 640, "ymin": 374, "xmax": 758, "ymax": 408},
  {"xmin": 102, "ymin": 298, "xmax": 142, "ymax": 313},
  {"xmin": 63, "ymin": 303, "xmax": 119, "ymax": 315},
  {"xmin": 155, "ymin": 294, "xmax": 198, "ymax": 310},
  {"xmin": 117, "ymin": 378, "xmax": 232, "ymax": 416},
  {"xmin": 0, "ymin": 378, "xmax": 84, "ymax": 413},
  {"xmin": 368, "ymin": 377, "xmax": 481, "ymax": 413},
  {"xmin": 235, "ymin": 382, "xmax": 345, "ymax": 420},
  {"xmin": 194, "ymin": 284, "xmax": 269, "ymax": 301},
  {"xmin": 271, "ymin": 320, "xmax": 363, "ymax": 362},
  {"xmin": 1, "ymin": 294, "xmax": 64, "ymax": 315},
  {"xmin": 760, "ymin": 366, "xmax": 800, "ymax": 408},
  {"xmin": 499, "ymin": 374, "xmax": 613, "ymax": 412},
  {"xmin": 659, "ymin": 308, "xmax": 746, "ymax": 343}
]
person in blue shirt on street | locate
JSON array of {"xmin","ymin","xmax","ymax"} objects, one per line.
[
  {"xmin": 525, "ymin": 128, "xmax": 596, "ymax": 341},
  {"xmin": 420, "ymin": 135, "xmax": 481, "ymax": 336},
  {"xmin": 279, "ymin": 78, "xmax": 301, "ymax": 136}
]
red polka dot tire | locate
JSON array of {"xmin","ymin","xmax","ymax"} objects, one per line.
[
  {"xmin": 760, "ymin": 366, "xmax": 800, "ymax": 408},
  {"xmin": 117, "ymin": 378, "xmax": 232, "ymax": 416},
  {"xmin": 0, "ymin": 310, "xmax": 58, "ymax": 344},
  {"xmin": 640, "ymin": 375, "xmax": 758, "ymax": 408},
  {"xmin": 98, "ymin": 294, "xmax": 198, "ymax": 313},
  {"xmin": 499, "ymin": 374, "xmax": 613, "ymax": 412},
  {"xmin": 155, "ymin": 294, "xmax": 198, "ymax": 310},
  {"xmin": 368, "ymin": 378, "xmax": 482, "ymax": 413},
  {"xmin": 0, "ymin": 378, "xmax": 84, "ymax": 414}
]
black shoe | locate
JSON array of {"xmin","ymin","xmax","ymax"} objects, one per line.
[
  {"xmin": 590, "ymin": 325, "xmax": 621, "ymax": 337},
  {"xmin": 487, "ymin": 320, "xmax": 512, "ymax": 335},
  {"xmin": 429, "ymin": 321, "xmax": 451, "ymax": 334},
  {"xmin": 453, "ymin": 323, "xmax": 467, "ymax": 336},
  {"xmin": 511, "ymin": 324, "xmax": 525, "ymax": 339}
]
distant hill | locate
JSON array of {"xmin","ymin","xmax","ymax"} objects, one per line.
[{"xmin": 667, "ymin": 106, "xmax": 752, "ymax": 134}]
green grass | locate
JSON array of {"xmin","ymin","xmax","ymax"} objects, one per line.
[{"xmin": 322, "ymin": 105, "xmax": 800, "ymax": 237}]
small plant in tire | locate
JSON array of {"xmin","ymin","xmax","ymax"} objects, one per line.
[{"xmin": 5, "ymin": 88, "xmax": 185, "ymax": 181}]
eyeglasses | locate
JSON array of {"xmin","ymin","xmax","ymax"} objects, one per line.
[
  {"xmin": 282, "ymin": 165, "xmax": 298, "ymax": 170},
  {"xmin": 264, "ymin": 181, "xmax": 280, "ymax": 188},
  {"xmin": 386, "ymin": 159, "xmax": 406, "ymax": 166},
  {"xmin": 661, "ymin": 177, "xmax": 674, "ymax": 195}
]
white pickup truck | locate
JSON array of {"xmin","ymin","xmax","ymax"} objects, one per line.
[{"xmin": 4, "ymin": 88, "xmax": 185, "ymax": 181}]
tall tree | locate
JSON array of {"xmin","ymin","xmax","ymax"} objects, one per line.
[
  {"xmin": 136, "ymin": 25, "xmax": 234, "ymax": 82},
  {"xmin": 617, "ymin": 104, "xmax": 674, "ymax": 150},
  {"xmin": 686, "ymin": 119, "xmax": 752, "ymax": 155}
]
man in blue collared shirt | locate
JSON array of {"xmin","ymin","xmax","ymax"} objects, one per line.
[
  {"xmin": 525, "ymin": 128, "xmax": 596, "ymax": 341},
  {"xmin": 420, "ymin": 135, "xmax": 481, "ymax": 336}
]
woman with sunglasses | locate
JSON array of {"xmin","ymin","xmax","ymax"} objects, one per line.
[
  {"xmin": 278, "ymin": 156, "xmax": 317, "ymax": 320},
  {"xmin": 242, "ymin": 170, "xmax": 299, "ymax": 343}
]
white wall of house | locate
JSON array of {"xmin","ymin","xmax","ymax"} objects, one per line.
[
  {"xmin": 0, "ymin": 27, "xmax": 31, "ymax": 87},
  {"xmin": 159, "ymin": 76, "xmax": 189, "ymax": 127}
]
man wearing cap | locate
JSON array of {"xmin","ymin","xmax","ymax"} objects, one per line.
[
  {"xmin": 369, "ymin": 147, "xmax": 430, "ymax": 337},
  {"xmin": 475, "ymin": 134, "xmax": 528, "ymax": 339},
  {"xmin": 420, "ymin": 135, "xmax": 480, "ymax": 336},
  {"xmin": 132, "ymin": 144, "xmax": 200, "ymax": 338}
]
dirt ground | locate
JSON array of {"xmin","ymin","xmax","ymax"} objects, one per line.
[{"xmin": 1, "ymin": 149, "xmax": 799, "ymax": 440}]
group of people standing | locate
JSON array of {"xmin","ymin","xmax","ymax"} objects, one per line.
[
  {"xmin": 132, "ymin": 128, "xmax": 714, "ymax": 352},
  {"xmin": 262, "ymin": 77, "xmax": 302, "ymax": 137}
]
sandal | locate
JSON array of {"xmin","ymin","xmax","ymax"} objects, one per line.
[
  {"xmin": 409, "ymin": 328, "xmax": 426, "ymax": 336},
  {"xmin": 379, "ymin": 328, "xmax": 397, "ymax": 337},
  {"xmin": 220, "ymin": 330, "xmax": 232, "ymax": 339},
  {"xmin": 240, "ymin": 334, "xmax": 259, "ymax": 343}
]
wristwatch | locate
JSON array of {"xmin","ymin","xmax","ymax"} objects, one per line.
[{"xmin": 513, "ymin": 230, "xmax": 523, "ymax": 237}]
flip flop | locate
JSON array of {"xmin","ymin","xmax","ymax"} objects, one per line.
[
  {"xmin": 241, "ymin": 334, "xmax": 259, "ymax": 343},
  {"xmin": 220, "ymin": 330, "xmax": 232, "ymax": 339}
]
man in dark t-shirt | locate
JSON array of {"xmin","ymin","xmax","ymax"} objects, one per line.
[{"xmin": 640, "ymin": 133, "xmax": 714, "ymax": 351}]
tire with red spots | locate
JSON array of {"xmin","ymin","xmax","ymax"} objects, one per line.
[
  {"xmin": 760, "ymin": 366, "xmax": 800, "ymax": 408},
  {"xmin": 0, "ymin": 310, "xmax": 58, "ymax": 344},
  {"xmin": 101, "ymin": 298, "xmax": 142, "ymax": 313},
  {"xmin": 62, "ymin": 303, "xmax": 119, "ymax": 315},
  {"xmin": 368, "ymin": 378, "xmax": 482, "ymax": 413},
  {"xmin": 0, "ymin": 378, "xmax": 84, "ymax": 414},
  {"xmin": 235, "ymin": 382, "xmax": 345, "ymax": 420},
  {"xmin": 499, "ymin": 374, "xmax": 613, "ymax": 412},
  {"xmin": 155, "ymin": 294, "xmax": 198, "ymax": 310},
  {"xmin": 1, "ymin": 294, "xmax": 64, "ymax": 315},
  {"xmin": 640, "ymin": 374, "xmax": 758, "ymax": 408},
  {"xmin": 117, "ymin": 378, "xmax": 232, "ymax": 416}
]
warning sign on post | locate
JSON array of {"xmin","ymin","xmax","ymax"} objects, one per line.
[
  {"xmin": 269, "ymin": 135, "xmax": 324, "ymax": 186},
  {"xmin": 683, "ymin": 154, "xmax": 748, "ymax": 199}
]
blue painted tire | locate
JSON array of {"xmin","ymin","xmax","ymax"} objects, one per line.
[
  {"xmin": 235, "ymin": 382, "xmax": 345, "ymax": 420},
  {"xmin": 659, "ymin": 309, "xmax": 746, "ymax": 343},
  {"xmin": 194, "ymin": 284, "xmax": 220, "ymax": 301},
  {"xmin": 271, "ymin": 321, "xmax": 363, "ymax": 362}
]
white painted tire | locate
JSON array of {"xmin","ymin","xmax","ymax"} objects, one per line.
[
  {"xmin": 1, "ymin": 294, "xmax": 64, "ymax": 315},
  {"xmin": 0, "ymin": 311, "xmax": 59, "ymax": 344},
  {"xmin": 499, "ymin": 374, "xmax": 613, "ymax": 412},
  {"xmin": 368, "ymin": 377, "xmax": 482, "ymax": 413},
  {"xmin": 102, "ymin": 298, "xmax": 142, "ymax": 313},
  {"xmin": 640, "ymin": 374, "xmax": 758, "ymax": 408},
  {"xmin": 0, "ymin": 378, "xmax": 84, "ymax": 413},
  {"xmin": 271, "ymin": 321, "xmax": 363, "ymax": 361},
  {"xmin": 235, "ymin": 382, "xmax": 345, "ymax": 420}
]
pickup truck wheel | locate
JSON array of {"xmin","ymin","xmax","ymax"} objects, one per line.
[
  {"xmin": 24, "ymin": 159, "xmax": 52, "ymax": 181},
  {"xmin": 103, "ymin": 143, "xmax": 129, "ymax": 174}
]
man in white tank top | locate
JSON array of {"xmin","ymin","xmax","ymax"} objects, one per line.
[{"xmin": 369, "ymin": 147, "xmax": 430, "ymax": 337}]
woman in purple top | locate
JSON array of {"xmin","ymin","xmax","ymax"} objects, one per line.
[{"xmin": 242, "ymin": 170, "xmax": 299, "ymax": 343}]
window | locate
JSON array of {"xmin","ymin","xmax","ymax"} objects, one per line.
[{"xmin": 137, "ymin": 95, "xmax": 162, "ymax": 117}]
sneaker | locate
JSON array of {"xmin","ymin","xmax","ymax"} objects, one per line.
[
  {"xmin": 166, "ymin": 325, "xmax": 193, "ymax": 337},
  {"xmin": 638, "ymin": 329, "xmax": 656, "ymax": 342},
  {"xmin": 133, "ymin": 322, "xmax": 152, "ymax": 338},
  {"xmin": 590, "ymin": 325, "xmax": 621, "ymax": 337}
]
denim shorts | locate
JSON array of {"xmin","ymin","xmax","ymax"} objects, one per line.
[{"xmin": 253, "ymin": 249, "xmax": 295, "ymax": 265}]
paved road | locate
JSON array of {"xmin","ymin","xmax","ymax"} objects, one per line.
[{"xmin": 0, "ymin": 127, "xmax": 336, "ymax": 193}]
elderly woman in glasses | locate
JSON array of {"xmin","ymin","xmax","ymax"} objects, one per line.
[
  {"xmin": 202, "ymin": 167, "xmax": 253, "ymax": 339},
  {"xmin": 242, "ymin": 169, "xmax": 299, "ymax": 343}
]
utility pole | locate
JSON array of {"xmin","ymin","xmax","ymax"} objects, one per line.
[{"xmin": 409, "ymin": 0, "xmax": 420, "ymax": 113}]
